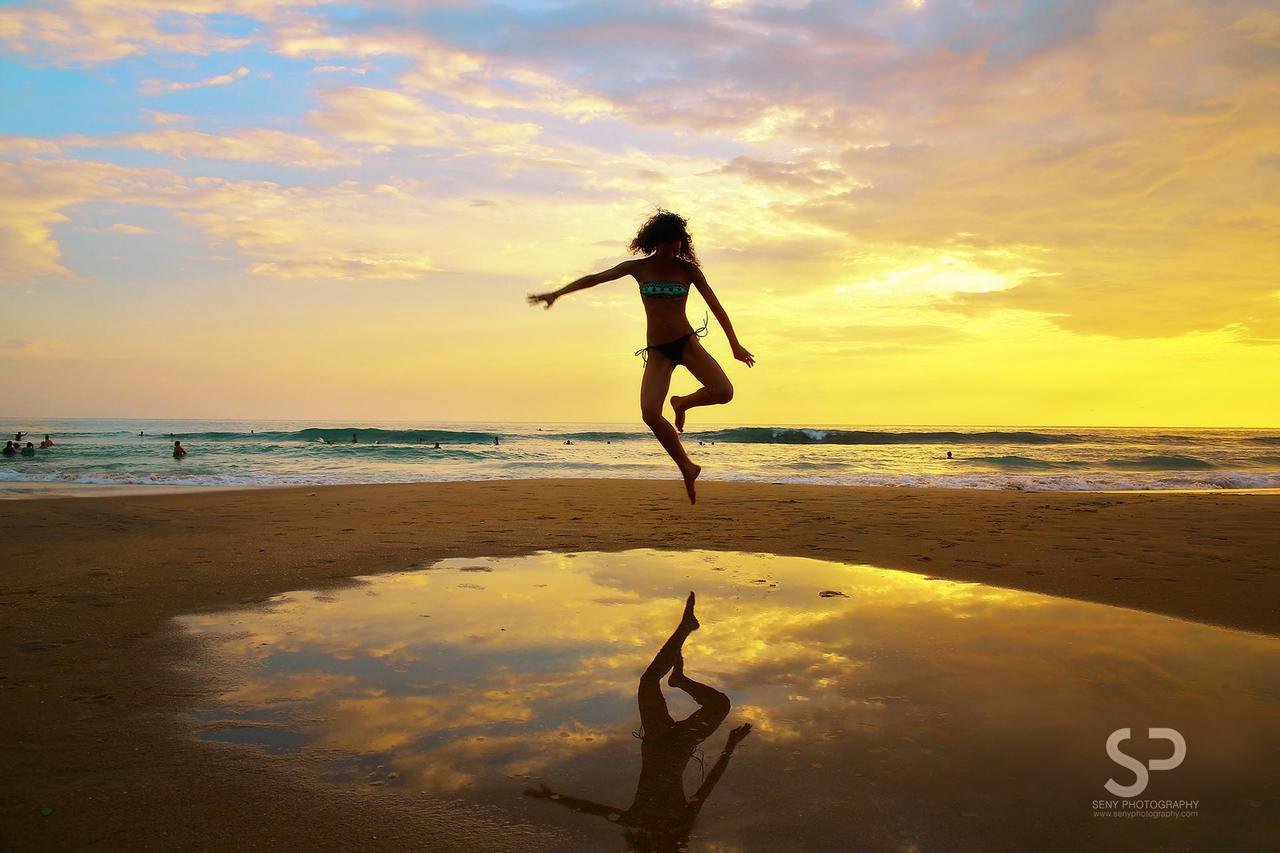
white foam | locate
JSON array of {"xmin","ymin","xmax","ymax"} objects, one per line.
[{"xmin": 3, "ymin": 466, "xmax": 1278, "ymax": 492}]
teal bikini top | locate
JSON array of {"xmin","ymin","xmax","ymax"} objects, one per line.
[{"xmin": 639, "ymin": 280, "xmax": 690, "ymax": 298}]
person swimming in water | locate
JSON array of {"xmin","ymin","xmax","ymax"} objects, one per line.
[
  {"xmin": 528, "ymin": 210, "xmax": 754, "ymax": 503},
  {"xmin": 173, "ymin": 440, "xmax": 187, "ymax": 459}
]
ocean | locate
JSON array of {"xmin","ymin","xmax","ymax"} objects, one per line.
[{"xmin": 2, "ymin": 418, "xmax": 1278, "ymax": 493}]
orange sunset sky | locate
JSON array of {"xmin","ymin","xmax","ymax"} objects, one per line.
[{"xmin": 1, "ymin": 0, "xmax": 1277, "ymax": 425}]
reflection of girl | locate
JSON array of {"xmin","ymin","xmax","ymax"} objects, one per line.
[
  {"xmin": 526, "ymin": 593, "xmax": 752, "ymax": 852},
  {"xmin": 529, "ymin": 211, "xmax": 754, "ymax": 504}
]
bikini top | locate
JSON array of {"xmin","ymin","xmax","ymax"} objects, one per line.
[{"xmin": 639, "ymin": 280, "xmax": 690, "ymax": 299}]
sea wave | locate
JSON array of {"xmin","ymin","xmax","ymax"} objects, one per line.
[
  {"xmin": 34, "ymin": 424, "xmax": 1280, "ymax": 450},
  {"xmin": 1102, "ymin": 455, "xmax": 1216, "ymax": 471},
  {"xmin": 57, "ymin": 425, "xmax": 1098, "ymax": 446},
  {"xmin": 557, "ymin": 431, "xmax": 648, "ymax": 442},
  {"xmin": 695, "ymin": 428, "xmax": 1085, "ymax": 445},
  {"xmin": 965, "ymin": 455, "xmax": 1090, "ymax": 470},
  {"xmin": 965, "ymin": 454, "xmax": 1222, "ymax": 471},
  {"xmin": 172, "ymin": 427, "xmax": 506, "ymax": 444},
  {"xmin": 5, "ymin": 467, "xmax": 1277, "ymax": 492},
  {"xmin": 130, "ymin": 426, "xmax": 652, "ymax": 444}
]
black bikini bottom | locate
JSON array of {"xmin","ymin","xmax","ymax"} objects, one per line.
[{"xmin": 636, "ymin": 315, "xmax": 708, "ymax": 367}]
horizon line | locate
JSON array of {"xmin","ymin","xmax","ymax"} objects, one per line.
[{"xmin": 3, "ymin": 417, "xmax": 1277, "ymax": 431}]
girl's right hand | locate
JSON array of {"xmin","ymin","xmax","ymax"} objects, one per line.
[{"xmin": 527, "ymin": 291, "xmax": 558, "ymax": 309}]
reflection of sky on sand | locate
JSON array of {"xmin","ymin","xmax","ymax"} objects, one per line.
[{"xmin": 177, "ymin": 550, "xmax": 1280, "ymax": 852}]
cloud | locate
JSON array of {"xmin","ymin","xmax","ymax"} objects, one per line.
[
  {"xmin": 271, "ymin": 20, "xmax": 616, "ymax": 121},
  {"xmin": 693, "ymin": 2, "xmax": 1280, "ymax": 339},
  {"xmin": 0, "ymin": 136, "xmax": 62, "ymax": 156},
  {"xmin": 107, "ymin": 223, "xmax": 150, "ymax": 234},
  {"xmin": 0, "ymin": 1, "xmax": 254, "ymax": 64},
  {"xmin": 311, "ymin": 64, "xmax": 369, "ymax": 75},
  {"xmin": 0, "ymin": 339, "xmax": 74, "ymax": 360},
  {"xmin": 0, "ymin": 157, "xmax": 168, "ymax": 283},
  {"xmin": 0, "ymin": 152, "xmax": 633, "ymax": 284},
  {"xmin": 139, "ymin": 65, "xmax": 250, "ymax": 95},
  {"xmin": 140, "ymin": 109, "xmax": 191, "ymax": 126},
  {"xmin": 307, "ymin": 86, "xmax": 542, "ymax": 153},
  {"xmin": 67, "ymin": 127, "xmax": 359, "ymax": 168},
  {"xmin": 167, "ymin": 178, "xmax": 441, "ymax": 280},
  {"xmin": 717, "ymin": 155, "xmax": 865, "ymax": 193}
]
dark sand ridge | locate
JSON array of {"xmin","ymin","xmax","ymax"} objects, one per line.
[{"xmin": 2, "ymin": 480, "xmax": 1277, "ymax": 850}]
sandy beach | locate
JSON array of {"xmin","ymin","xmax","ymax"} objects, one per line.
[{"xmin": 2, "ymin": 480, "xmax": 1277, "ymax": 850}]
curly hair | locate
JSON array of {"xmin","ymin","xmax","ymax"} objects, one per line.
[{"xmin": 628, "ymin": 209, "xmax": 700, "ymax": 266}]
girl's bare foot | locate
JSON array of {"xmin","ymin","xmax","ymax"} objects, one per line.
[
  {"xmin": 670, "ymin": 395, "xmax": 687, "ymax": 432},
  {"xmin": 680, "ymin": 591, "xmax": 700, "ymax": 632},
  {"xmin": 681, "ymin": 462, "xmax": 701, "ymax": 504}
]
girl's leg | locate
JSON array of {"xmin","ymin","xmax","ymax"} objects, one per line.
[
  {"xmin": 670, "ymin": 663, "xmax": 731, "ymax": 739},
  {"xmin": 670, "ymin": 338, "xmax": 734, "ymax": 433},
  {"xmin": 666, "ymin": 599, "xmax": 730, "ymax": 736},
  {"xmin": 670, "ymin": 656, "xmax": 729, "ymax": 712},
  {"xmin": 642, "ymin": 592, "xmax": 700, "ymax": 681},
  {"xmin": 638, "ymin": 593, "xmax": 701, "ymax": 734},
  {"xmin": 641, "ymin": 355, "xmax": 701, "ymax": 503}
]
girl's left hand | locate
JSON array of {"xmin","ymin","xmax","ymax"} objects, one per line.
[
  {"xmin": 731, "ymin": 343, "xmax": 755, "ymax": 367},
  {"xmin": 527, "ymin": 292, "xmax": 558, "ymax": 309}
]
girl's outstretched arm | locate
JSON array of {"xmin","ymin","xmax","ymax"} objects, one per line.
[
  {"xmin": 523, "ymin": 784, "xmax": 627, "ymax": 823},
  {"xmin": 691, "ymin": 266, "xmax": 754, "ymax": 367},
  {"xmin": 528, "ymin": 259, "xmax": 638, "ymax": 309},
  {"xmin": 688, "ymin": 723, "xmax": 751, "ymax": 815}
]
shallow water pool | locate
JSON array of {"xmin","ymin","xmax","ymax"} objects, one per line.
[{"xmin": 176, "ymin": 550, "xmax": 1280, "ymax": 852}]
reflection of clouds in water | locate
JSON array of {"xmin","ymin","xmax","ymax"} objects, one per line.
[
  {"xmin": 178, "ymin": 550, "xmax": 1280, "ymax": 851},
  {"xmin": 219, "ymin": 672, "xmax": 359, "ymax": 706},
  {"xmin": 182, "ymin": 551, "xmax": 1042, "ymax": 674},
  {"xmin": 388, "ymin": 725, "xmax": 618, "ymax": 793},
  {"xmin": 323, "ymin": 693, "xmax": 537, "ymax": 754}
]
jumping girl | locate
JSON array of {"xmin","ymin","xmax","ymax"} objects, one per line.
[{"xmin": 528, "ymin": 211, "xmax": 754, "ymax": 503}]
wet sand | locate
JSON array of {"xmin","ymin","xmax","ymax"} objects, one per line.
[
  {"xmin": 0, "ymin": 482, "xmax": 251, "ymax": 500},
  {"xmin": 2, "ymin": 480, "xmax": 1277, "ymax": 850}
]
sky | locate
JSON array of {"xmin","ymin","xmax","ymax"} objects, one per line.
[{"xmin": 1, "ymin": 0, "xmax": 1277, "ymax": 426}]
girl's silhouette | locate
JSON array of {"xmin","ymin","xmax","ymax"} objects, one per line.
[
  {"xmin": 525, "ymin": 593, "xmax": 752, "ymax": 852},
  {"xmin": 529, "ymin": 211, "xmax": 754, "ymax": 503}
]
